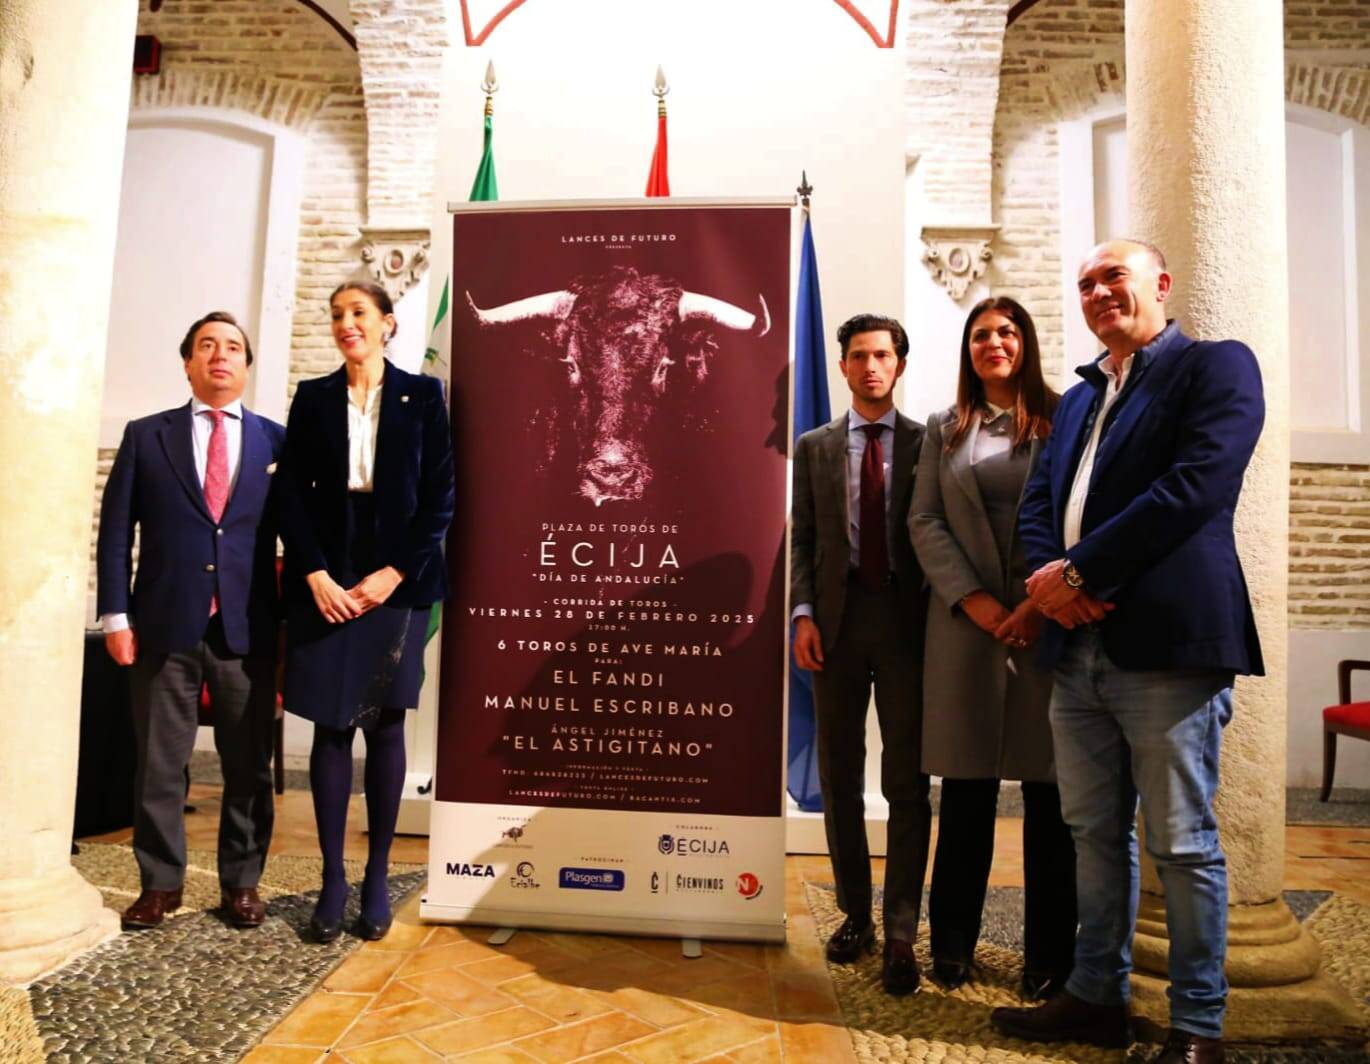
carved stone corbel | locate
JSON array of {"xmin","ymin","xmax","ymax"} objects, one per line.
[
  {"xmin": 921, "ymin": 225, "xmax": 999, "ymax": 301},
  {"xmin": 359, "ymin": 227, "xmax": 431, "ymax": 303}
]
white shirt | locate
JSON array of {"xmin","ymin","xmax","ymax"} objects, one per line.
[
  {"xmin": 348, "ymin": 383, "xmax": 383, "ymax": 492},
  {"xmin": 1063, "ymin": 354, "xmax": 1135, "ymax": 550},
  {"xmin": 793, "ymin": 407, "xmax": 896, "ymax": 622},
  {"xmin": 845, "ymin": 407, "xmax": 896, "ymax": 565},
  {"xmin": 102, "ymin": 399, "xmax": 245, "ymax": 634},
  {"xmin": 970, "ymin": 402, "xmax": 1014, "ymax": 465},
  {"xmin": 191, "ymin": 397, "xmax": 245, "ymax": 494}
]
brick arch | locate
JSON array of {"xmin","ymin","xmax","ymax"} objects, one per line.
[
  {"xmin": 1286, "ymin": 62, "xmax": 1370, "ymax": 127},
  {"xmin": 1040, "ymin": 57, "xmax": 1125, "ymax": 124},
  {"xmin": 130, "ymin": 69, "xmax": 334, "ymax": 132}
]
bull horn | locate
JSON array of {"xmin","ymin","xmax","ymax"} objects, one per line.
[
  {"xmin": 465, "ymin": 290, "xmax": 576, "ymax": 326},
  {"xmin": 679, "ymin": 292, "xmax": 771, "ymax": 337}
]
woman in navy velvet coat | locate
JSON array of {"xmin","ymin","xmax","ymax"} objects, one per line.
[{"xmin": 280, "ymin": 281, "xmax": 455, "ymax": 942}]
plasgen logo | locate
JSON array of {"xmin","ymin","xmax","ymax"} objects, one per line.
[
  {"xmin": 657, "ymin": 833, "xmax": 730, "ymax": 857},
  {"xmin": 559, "ymin": 867, "xmax": 625, "ymax": 891}
]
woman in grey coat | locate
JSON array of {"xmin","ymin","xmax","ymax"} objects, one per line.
[{"xmin": 909, "ymin": 296, "xmax": 1076, "ymax": 999}]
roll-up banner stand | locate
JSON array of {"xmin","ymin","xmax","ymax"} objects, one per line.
[{"xmin": 422, "ymin": 198, "xmax": 793, "ymax": 943}]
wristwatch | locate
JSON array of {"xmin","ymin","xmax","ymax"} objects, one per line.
[{"xmin": 1063, "ymin": 561, "xmax": 1085, "ymax": 590}]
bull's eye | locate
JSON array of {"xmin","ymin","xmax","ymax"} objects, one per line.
[
  {"xmin": 651, "ymin": 355, "xmax": 674, "ymax": 395},
  {"xmin": 560, "ymin": 354, "xmax": 581, "ymax": 386}
]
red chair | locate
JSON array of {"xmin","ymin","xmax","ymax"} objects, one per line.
[{"xmin": 1321, "ymin": 658, "xmax": 1370, "ymax": 802}]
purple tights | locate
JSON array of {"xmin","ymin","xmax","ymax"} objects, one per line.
[{"xmin": 310, "ymin": 708, "xmax": 408, "ymax": 925}]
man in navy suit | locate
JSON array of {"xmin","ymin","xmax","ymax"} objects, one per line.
[
  {"xmin": 991, "ymin": 241, "xmax": 1264, "ymax": 1064},
  {"xmin": 97, "ymin": 311, "xmax": 285, "ymax": 931}
]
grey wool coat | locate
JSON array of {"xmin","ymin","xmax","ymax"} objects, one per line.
[{"xmin": 908, "ymin": 407, "xmax": 1056, "ymax": 782}]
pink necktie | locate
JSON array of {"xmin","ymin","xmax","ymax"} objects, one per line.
[{"xmin": 204, "ymin": 410, "xmax": 228, "ymax": 615}]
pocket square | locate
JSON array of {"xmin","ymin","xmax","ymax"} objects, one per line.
[
  {"xmin": 266, "ymin": 462, "xmax": 278, "ymax": 474},
  {"xmin": 400, "ymin": 394, "xmax": 410, "ymax": 403}
]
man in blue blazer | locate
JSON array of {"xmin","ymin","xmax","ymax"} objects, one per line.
[
  {"xmin": 97, "ymin": 311, "xmax": 285, "ymax": 931},
  {"xmin": 991, "ymin": 241, "xmax": 1264, "ymax": 1064}
]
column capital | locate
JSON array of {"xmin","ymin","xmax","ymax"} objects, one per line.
[
  {"xmin": 359, "ymin": 226, "xmax": 432, "ymax": 303},
  {"xmin": 920, "ymin": 224, "xmax": 999, "ymax": 301}
]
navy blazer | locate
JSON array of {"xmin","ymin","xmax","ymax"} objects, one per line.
[
  {"xmin": 279, "ymin": 360, "xmax": 455, "ymax": 612},
  {"xmin": 1017, "ymin": 324, "xmax": 1265, "ymax": 675},
  {"xmin": 96, "ymin": 403, "xmax": 285, "ymax": 656}
]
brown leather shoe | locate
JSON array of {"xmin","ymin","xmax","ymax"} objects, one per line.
[
  {"xmin": 221, "ymin": 887, "xmax": 266, "ymax": 928},
  {"xmin": 825, "ymin": 916, "xmax": 876, "ymax": 963},
  {"xmin": 990, "ymin": 989, "xmax": 1131, "ymax": 1048},
  {"xmin": 881, "ymin": 938, "xmax": 921, "ymax": 996},
  {"xmin": 1154, "ymin": 1029, "xmax": 1224, "ymax": 1063},
  {"xmin": 121, "ymin": 888, "xmax": 183, "ymax": 930}
]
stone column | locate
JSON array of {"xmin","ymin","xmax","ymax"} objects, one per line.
[
  {"xmin": 0, "ymin": 0, "xmax": 138, "ymax": 984},
  {"xmin": 1125, "ymin": 0, "xmax": 1362, "ymax": 1041}
]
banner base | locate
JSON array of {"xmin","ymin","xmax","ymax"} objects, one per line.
[{"xmin": 417, "ymin": 899, "xmax": 786, "ymax": 945}]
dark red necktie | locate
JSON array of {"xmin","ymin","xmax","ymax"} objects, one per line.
[
  {"xmin": 859, "ymin": 423, "xmax": 889, "ymax": 590},
  {"xmin": 204, "ymin": 410, "xmax": 228, "ymax": 615}
]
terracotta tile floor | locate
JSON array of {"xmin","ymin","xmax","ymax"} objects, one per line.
[{"xmin": 90, "ymin": 789, "xmax": 1370, "ymax": 1061}]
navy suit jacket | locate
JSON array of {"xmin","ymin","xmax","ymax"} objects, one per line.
[
  {"xmin": 1017, "ymin": 324, "xmax": 1265, "ymax": 675},
  {"xmin": 279, "ymin": 360, "xmax": 455, "ymax": 613},
  {"xmin": 96, "ymin": 403, "xmax": 286, "ymax": 656}
]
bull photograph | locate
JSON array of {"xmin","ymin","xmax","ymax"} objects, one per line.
[
  {"xmin": 463, "ymin": 264, "xmax": 773, "ymax": 508},
  {"xmin": 424, "ymin": 201, "xmax": 792, "ymax": 940}
]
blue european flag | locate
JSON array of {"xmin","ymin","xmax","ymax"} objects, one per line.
[{"xmin": 788, "ymin": 213, "xmax": 830, "ymax": 813}]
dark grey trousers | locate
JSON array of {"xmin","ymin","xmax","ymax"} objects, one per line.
[
  {"xmin": 129, "ymin": 616, "xmax": 276, "ymax": 891},
  {"xmin": 812, "ymin": 582, "xmax": 931, "ymax": 941}
]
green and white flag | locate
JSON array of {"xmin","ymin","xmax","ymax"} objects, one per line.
[
  {"xmin": 424, "ymin": 113, "xmax": 498, "ymax": 380},
  {"xmin": 424, "ymin": 106, "xmax": 499, "ymax": 645}
]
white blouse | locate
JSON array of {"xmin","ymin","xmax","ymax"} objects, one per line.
[
  {"xmin": 970, "ymin": 402, "xmax": 1014, "ymax": 465},
  {"xmin": 347, "ymin": 384, "xmax": 382, "ymax": 492}
]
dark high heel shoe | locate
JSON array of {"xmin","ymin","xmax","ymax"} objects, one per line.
[
  {"xmin": 351, "ymin": 913, "xmax": 393, "ymax": 941},
  {"xmin": 309, "ymin": 913, "xmax": 343, "ymax": 943}
]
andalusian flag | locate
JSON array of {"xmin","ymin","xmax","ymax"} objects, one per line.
[
  {"xmin": 424, "ymin": 87, "xmax": 499, "ymax": 378},
  {"xmin": 424, "ymin": 80, "xmax": 500, "ymax": 646}
]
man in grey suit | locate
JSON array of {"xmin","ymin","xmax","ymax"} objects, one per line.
[{"xmin": 791, "ymin": 313, "xmax": 931, "ymax": 996}]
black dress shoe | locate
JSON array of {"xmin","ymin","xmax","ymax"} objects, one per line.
[
  {"xmin": 990, "ymin": 989, "xmax": 1131, "ymax": 1048},
  {"xmin": 352, "ymin": 913, "xmax": 393, "ymax": 941},
  {"xmin": 931, "ymin": 958, "xmax": 971, "ymax": 990},
  {"xmin": 309, "ymin": 914, "xmax": 343, "ymax": 944},
  {"xmin": 825, "ymin": 916, "xmax": 876, "ymax": 963},
  {"xmin": 882, "ymin": 938, "xmax": 921, "ymax": 996},
  {"xmin": 1155, "ymin": 1029, "xmax": 1224, "ymax": 1063},
  {"xmin": 1019, "ymin": 969, "xmax": 1068, "ymax": 1001}
]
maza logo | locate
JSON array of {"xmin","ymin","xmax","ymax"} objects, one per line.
[
  {"xmin": 510, "ymin": 861, "xmax": 540, "ymax": 889},
  {"xmin": 736, "ymin": 872, "xmax": 763, "ymax": 900},
  {"xmin": 657, "ymin": 833, "xmax": 730, "ymax": 857},
  {"xmin": 446, "ymin": 862, "xmax": 497, "ymax": 878}
]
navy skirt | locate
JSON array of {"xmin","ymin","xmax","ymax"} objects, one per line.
[{"xmin": 284, "ymin": 493, "xmax": 429, "ymax": 730}]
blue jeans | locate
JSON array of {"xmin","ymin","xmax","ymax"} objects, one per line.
[{"xmin": 1049, "ymin": 628, "xmax": 1233, "ymax": 1039}]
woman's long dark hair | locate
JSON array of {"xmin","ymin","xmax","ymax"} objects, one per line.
[{"xmin": 944, "ymin": 295, "xmax": 1058, "ymax": 452}]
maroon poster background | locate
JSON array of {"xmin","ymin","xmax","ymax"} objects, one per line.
[{"xmin": 435, "ymin": 204, "xmax": 790, "ymax": 818}]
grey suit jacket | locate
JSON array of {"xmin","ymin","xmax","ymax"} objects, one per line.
[
  {"xmin": 908, "ymin": 407, "xmax": 1054, "ymax": 780},
  {"xmin": 790, "ymin": 410, "xmax": 927, "ymax": 657}
]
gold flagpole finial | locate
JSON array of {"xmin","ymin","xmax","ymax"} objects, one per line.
[
  {"xmin": 798, "ymin": 171, "xmax": 813, "ymax": 211},
  {"xmin": 482, "ymin": 60, "xmax": 498, "ymax": 117},
  {"xmin": 653, "ymin": 65, "xmax": 669, "ymax": 117}
]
